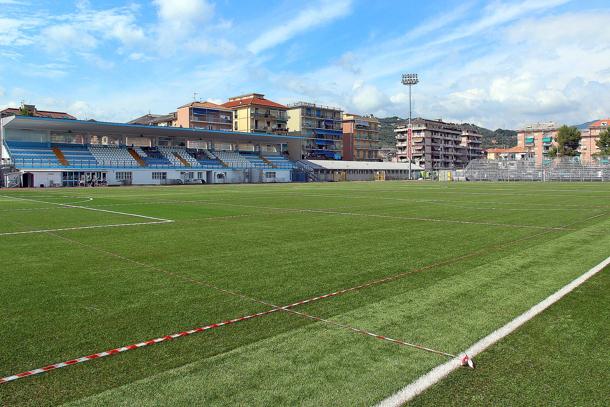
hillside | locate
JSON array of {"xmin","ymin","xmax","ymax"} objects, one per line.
[{"xmin": 378, "ymin": 117, "xmax": 518, "ymax": 149}]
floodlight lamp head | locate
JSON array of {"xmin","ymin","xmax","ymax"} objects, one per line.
[{"xmin": 401, "ymin": 73, "xmax": 419, "ymax": 85}]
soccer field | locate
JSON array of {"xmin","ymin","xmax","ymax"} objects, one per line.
[{"xmin": 0, "ymin": 182, "xmax": 608, "ymax": 406}]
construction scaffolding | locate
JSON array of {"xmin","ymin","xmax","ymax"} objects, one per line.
[{"xmin": 464, "ymin": 158, "xmax": 610, "ymax": 182}]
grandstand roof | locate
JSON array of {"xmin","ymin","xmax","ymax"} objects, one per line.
[
  {"xmin": 1, "ymin": 116, "xmax": 303, "ymax": 144},
  {"xmin": 305, "ymin": 160, "xmax": 423, "ymax": 171}
]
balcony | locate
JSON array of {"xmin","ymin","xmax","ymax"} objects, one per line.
[{"xmin": 251, "ymin": 112, "xmax": 288, "ymax": 122}]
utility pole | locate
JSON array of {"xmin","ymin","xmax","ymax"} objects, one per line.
[{"xmin": 401, "ymin": 74, "xmax": 419, "ymax": 179}]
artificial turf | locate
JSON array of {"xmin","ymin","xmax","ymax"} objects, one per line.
[{"xmin": 0, "ymin": 181, "xmax": 608, "ymax": 406}]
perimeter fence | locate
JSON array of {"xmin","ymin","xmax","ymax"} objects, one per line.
[{"xmin": 464, "ymin": 158, "xmax": 610, "ymax": 182}]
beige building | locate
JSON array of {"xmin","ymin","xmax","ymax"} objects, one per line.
[
  {"xmin": 395, "ymin": 118, "xmax": 468, "ymax": 170},
  {"xmin": 342, "ymin": 114, "xmax": 382, "ymax": 161},
  {"xmin": 485, "ymin": 146, "xmax": 528, "ymax": 160},
  {"xmin": 223, "ymin": 93, "xmax": 288, "ymax": 135},
  {"xmin": 287, "ymin": 102, "xmax": 343, "ymax": 160},
  {"xmin": 460, "ymin": 125, "xmax": 484, "ymax": 161}
]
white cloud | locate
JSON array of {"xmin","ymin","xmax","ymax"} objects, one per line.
[
  {"xmin": 247, "ymin": 0, "xmax": 352, "ymax": 54},
  {"xmin": 350, "ymin": 82, "xmax": 388, "ymax": 113},
  {"xmin": 154, "ymin": 0, "xmax": 215, "ymax": 45},
  {"xmin": 42, "ymin": 24, "xmax": 98, "ymax": 52}
]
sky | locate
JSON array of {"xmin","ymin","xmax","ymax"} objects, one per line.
[{"xmin": 0, "ymin": 0, "xmax": 609, "ymax": 129}]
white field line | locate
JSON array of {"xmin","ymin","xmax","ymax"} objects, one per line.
[
  {"xmin": 85, "ymin": 199, "xmax": 572, "ymax": 231},
  {"xmin": 0, "ymin": 195, "xmax": 173, "ymax": 235},
  {"xmin": 377, "ymin": 255, "xmax": 610, "ymax": 407},
  {"xmin": 0, "ymin": 221, "xmax": 171, "ymax": 236}
]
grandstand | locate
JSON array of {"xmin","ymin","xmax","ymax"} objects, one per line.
[{"xmin": 0, "ymin": 116, "xmax": 303, "ymax": 186}]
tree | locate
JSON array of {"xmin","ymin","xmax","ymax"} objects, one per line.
[
  {"xmin": 553, "ymin": 125, "xmax": 581, "ymax": 157},
  {"xmin": 595, "ymin": 129, "xmax": 610, "ymax": 157}
]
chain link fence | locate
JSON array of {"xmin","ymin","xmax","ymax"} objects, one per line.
[{"xmin": 464, "ymin": 158, "xmax": 610, "ymax": 182}]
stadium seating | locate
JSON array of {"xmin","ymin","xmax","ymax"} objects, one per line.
[
  {"xmin": 158, "ymin": 146, "xmax": 200, "ymax": 167},
  {"xmin": 262, "ymin": 154, "xmax": 296, "ymax": 169},
  {"xmin": 53, "ymin": 143, "xmax": 98, "ymax": 167},
  {"xmin": 213, "ymin": 151, "xmax": 252, "ymax": 168},
  {"xmin": 89, "ymin": 145, "xmax": 140, "ymax": 167},
  {"xmin": 5, "ymin": 141, "xmax": 62, "ymax": 167},
  {"xmin": 239, "ymin": 151, "xmax": 273, "ymax": 169},
  {"xmin": 140, "ymin": 147, "xmax": 173, "ymax": 167}
]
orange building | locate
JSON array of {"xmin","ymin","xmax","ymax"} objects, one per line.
[
  {"xmin": 174, "ymin": 101, "xmax": 233, "ymax": 131},
  {"xmin": 516, "ymin": 122, "xmax": 559, "ymax": 164}
]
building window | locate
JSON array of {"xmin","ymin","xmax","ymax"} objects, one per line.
[
  {"xmin": 265, "ymin": 172, "xmax": 277, "ymax": 178},
  {"xmin": 152, "ymin": 172, "xmax": 167, "ymax": 180},
  {"xmin": 116, "ymin": 172, "xmax": 132, "ymax": 181}
]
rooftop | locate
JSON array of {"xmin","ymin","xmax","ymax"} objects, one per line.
[
  {"xmin": 222, "ymin": 94, "xmax": 287, "ymax": 110},
  {"xmin": 306, "ymin": 160, "xmax": 422, "ymax": 171},
  {"xmin": 178, "ymin": 101, "xmax": 232, "ymax": 111},
  {"xmin": 1, "ymin": 115, "xmax": 303, "ymax": 144},
  {"xmin": 589, "ymin": 119, "xmax": 610, "ymax": 128},
  {"xmin": 0, "ymin": 105, "xmax": 76, "ymax": 120}
]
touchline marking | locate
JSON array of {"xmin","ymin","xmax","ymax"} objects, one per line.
[{"xmin": 377, "ymin": 255, "xmax": 610, "ymax": 407}]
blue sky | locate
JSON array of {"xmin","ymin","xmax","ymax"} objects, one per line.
[{"xmin": 1, "ymin": 0, "xmax": 609, "ymax": 128}]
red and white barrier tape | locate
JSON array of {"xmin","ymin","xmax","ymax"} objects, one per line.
[{"xmin": 0, "ymin": 308, "xmax": 278, "ymax": 384}]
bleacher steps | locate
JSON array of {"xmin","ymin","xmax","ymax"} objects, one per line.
[
  {"xmin": 260, "ymin": 155, "xmax": 276, "ymax": 168},
  {"xmin": 127, "ymin": 148, "xmax": 146, "ymax": 167},
  {"xmin": 52, "ymin": 147, "xmax": 69, "ymax": 166},
  {"xmin": 172, "ymin": 152, "xmax": 191, "ymax": 167}
]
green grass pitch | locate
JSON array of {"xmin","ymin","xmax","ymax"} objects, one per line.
[{"xmin": 0, "ymin": 181, "xmax": 608, "ymax": 406}]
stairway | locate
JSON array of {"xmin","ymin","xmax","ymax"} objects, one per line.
[
  {"xmin": 128, "ymin": 148, "xmax": 146, "ymax": 167},
  {"xmin": 172, "ymin": 152, "xmax": 191, "ymax": 167},
  {"xmin": 52, "ymin": 147, "xmax": 69, "ymax": 166},
  {"xmin": 260, "ymin": 155, "xmax": 276, "ymax": 168}
]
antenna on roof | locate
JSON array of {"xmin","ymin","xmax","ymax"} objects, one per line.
[{"xmin": 193, "ymin": 92, "xmax": 199, "ymax": 102}]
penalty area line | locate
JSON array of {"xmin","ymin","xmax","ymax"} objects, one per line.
[{"xmin": 377, "ymin": 254, "xmax": 610, "ymax": 407}]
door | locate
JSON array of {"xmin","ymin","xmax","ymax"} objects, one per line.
[{"xmin": 22, "ymin": 172, "xmax": 34, "ymax": 187}]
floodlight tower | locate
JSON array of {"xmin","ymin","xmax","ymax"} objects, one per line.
[{"xmin": 401, "ymin": 73, "xmax": 419, "ymax": 179}]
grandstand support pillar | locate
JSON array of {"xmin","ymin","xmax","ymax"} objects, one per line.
[{"xmin": 286, "ymin": 139, "xmax": 302, "ymax": 161}]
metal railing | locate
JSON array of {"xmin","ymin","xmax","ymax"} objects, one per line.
[
  {"xmin": 465, "ymin": 158, "xmax": 610, "ymax": 181},
  {"xmin": 9, "ymin": 158, "xmax": 226, "ymax": 169}
]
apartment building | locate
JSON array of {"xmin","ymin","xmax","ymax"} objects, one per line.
[
  {"xmin": 580, "ymin": 119, "xmax": 609, "ymax": 162},
  {"xmin": 516, "ymin": 122, "xmax": 559, "ymax": 164},
  {"xmin": 460, "ymin": 125, "xmax": 484, "ymax": 161},
  {"xmin": 287, "ymin": 102, "xmax": 343, "ymax": 160},
  {"xmin": 395, "ymin": 118, "xmax": 468, "ymax": 170},
  {"xmin": 173, "ymin": 101, "xmax": 233, "ymax": 131},
  {"xmin": 223, "ymin": 93, "xmax": 288, "ymax": 135},
  {"xmin": 342, "ymin": 113, "xmax": 382, "ymax": 161}
]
